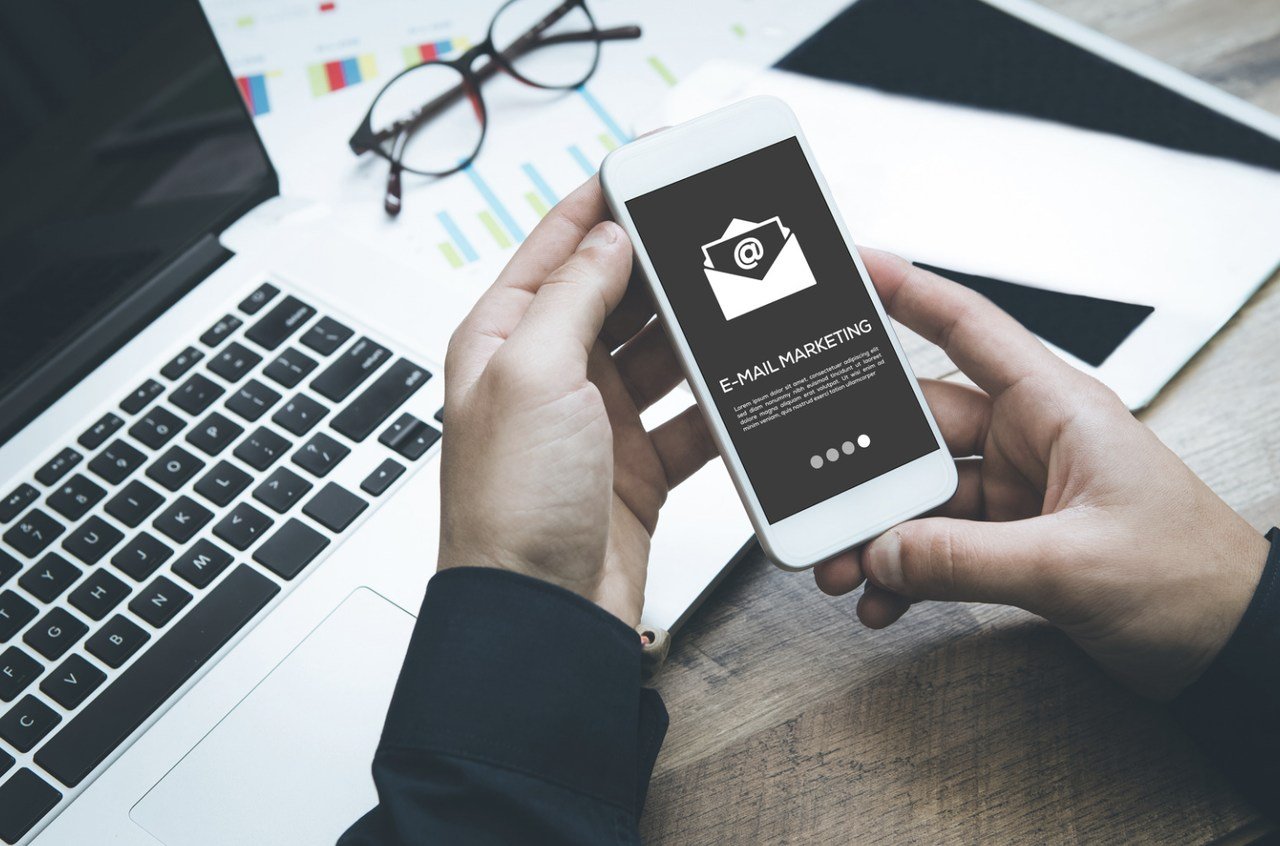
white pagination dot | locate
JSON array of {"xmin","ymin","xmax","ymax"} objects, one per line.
[
  {"xmin": 857, "ymin": 434, "xmax": 871, "ymax": 448},
  {"xmin": 826, "ymin": 448, "xmax": 839, "ymax": 462},
  {"xmin": 841, "ymin": 441, "xmax": 855, "ymax": 455},
  {"xmin": 810, "ymin": 455, "xmax": 823, "ymax": 469}
]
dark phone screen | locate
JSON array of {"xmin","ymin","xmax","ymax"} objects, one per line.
[{"xmin": 626, "ymin": 137, "xmax": 939, "ymax": 522}]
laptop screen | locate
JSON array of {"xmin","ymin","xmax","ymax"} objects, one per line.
[{"xmin": 0, "ymin": 0, "xmax": 275, "ymax": 434}]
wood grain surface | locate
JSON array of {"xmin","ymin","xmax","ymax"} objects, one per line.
[{"xmin": 641, "ymin": 1, "xmax": 1280, "ymax": 842}]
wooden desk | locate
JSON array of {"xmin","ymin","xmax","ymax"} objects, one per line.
[{"xmin": 641, "ymin": 1, "xmax": 1280, "ymax": 841}]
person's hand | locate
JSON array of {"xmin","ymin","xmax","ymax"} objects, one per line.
[
  {"xmin": 437, "ymin": 176, "xmax": 716, "ymax": 627},
  {"xmin": 815, "ymin": 249, "xmax": 1269, "ymax": 700}
]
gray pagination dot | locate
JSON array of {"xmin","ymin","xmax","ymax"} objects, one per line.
[
  {"xmin": 810, "ymin": 455, "xmax": 823, "ymax": 469},
  {"xmin": 826, "ymin": 448, "xmax": 839, "ymax": 462},
  {"xmin": 841, "ymin": 441, "xmax": 855, "ymax": 455},
  {"xmin": 857, "ymin": 434, "xmax": 871, "ymax": 448}
]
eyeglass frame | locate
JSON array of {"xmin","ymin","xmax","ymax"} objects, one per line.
[{"xmin": 348, "ymin": 0, "xmax": 641, "ymax": 215}]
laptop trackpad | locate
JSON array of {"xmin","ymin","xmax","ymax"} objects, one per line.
[{"xmin": 131, "ymin": 588, "xmax": 415, "ymax": 845}]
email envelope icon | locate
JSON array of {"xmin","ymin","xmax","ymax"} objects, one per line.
[{"xmin": 702, "ymin": 216, "xmax": 817, "ymax": 320}]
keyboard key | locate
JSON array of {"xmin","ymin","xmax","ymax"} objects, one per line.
[
  {"xmin": 0, "ymin": 552, "xmax": 18, "ymax": 587},
  {"xmin": 88, "ymin": 439, "xmax": 145, "ymax": 485},
  {"xmin": 34, "ymin": 447, "xmax": 82, "ymax": 487},
  {"xmin": 120, "ymin": 379, "xmax": 164, "ymax": 415},
  {"xmin": 330, "ymin": 359, "xmax": 430, "ymax": 442},
  {"xmin": 239, "ymin": 282, "xmax": 280, "ymax": 315},
  {"xmin": 253, "ymin": 519, "xmax": 329, "ymax": 580},
  {"xmin": 170, "ymin": 373, "xmax": 225, "ymax": 416},
  {"xmin": 129, "ymin": 576, "xmax": 192, "ymax": 628},
  {"xmin": 111, "ymin": 533, "xmax": 172, "ymax": 582},
  {"xmin": 360, "ymin": 459, "xmax": 405, "ymax": 496},
  {"xmin": 62, "ymin": 515, "xmax": 124, "ymax": 565},
  {"xmin": 433, "ymin": 406, "xmax": 444, "ymax": 424},
  {"xmin": 145, "ymin": 446, "xmax": 205, "ymax": 492},
  {"xmin": 383, "ymin": 418, "xmax": 441, "ymax": 461},
  {"xmin": 4, "ymin": 510, "xmax": 64, "ymax": 558},
  {"xmin": 24, "ymin": 608, "xmax": 87, "ymax": 661},
  {"xmin": 39, "ymin": 569, "xmax": 279, "ymax": 789},
  {"xmin": 171, "ymin": 539, "xmax": 232, "ymax": 589},
  {"xmin": 68, "ymin": 569, "xmax": 130, "ymax": 621},
  {"xmin": 0, "ymin": 648, "xmax": 41, "ymax": 702},
  {"xmin": 199, "ymin": 314, "xmax": 243, "ymax": 348},
  {"xmin": 378, "ymin": 413, "xmax": 421, "ymax": 451},
  {"xmin": 0, "ymin": 696, "xmax": 59, "ymax": 752},
  {"xmin": 262, "ymin": 347, "xmax": 318, "ymax": 389},
  {"xmin": 272, "ymin": 394, "xmax": 328, "ymax": 436},
  {"xmin": 292, "ymin": 432, "xmax": 349, "ymax": 478},
  {"xmin": 225, "ymin": 379, "xmax": 281, "ymax": 422},
  {"xmin": 85, "ymin": 615, "xmax": 149, "ymax": 669},
  {"xmin": 0, "ymin": 750, "xmax": 9, "ymax": 778},
  {"xmin": 0, "ymin": 768, "xmax": 61, "ymax": 843},
  {"xmin": 253, "ymin": 468, "xmax": 312, "ymax": 514},
  {"xmin": 104, "ymin": 480, "xmax": 164, "ymax": 528},
  {"xmin": 303, "ymin": 483, "xmax": 367, "ymax": 532},
  {"xmin": 213, "ymin": 503, "xmax": 273, "ymax": 551},
  {"xmin": 45, "ymin": 474, "xmax": 105, "ymax": 522},
  {"xmin": 0, "ymin": 484, "xmax": 38, "ymax": 524},
  {"xmin": 77, "ymin": 412, "xmax": 124, "ymax": 451},
  {"xmin": 185, "ymin": 411, "xmax": 243, "ymax": 457},
  {"xmin": 0, "ymin": 592, "xmax": 38, "ymax": 642},
  {"xmin": 245, "ymin": 295, "xmax": 315, "ymax": 351},
  {"xmin": 193, "ymin": 462, "xmax": 252, "ymax": 508},
  {"xmin": 233, "ymin": 427, "xmax": 290, "ymax": 471},
  {"xmin": 300, "ymin": 316, "xmax": 354, "ymax": 356},
  {"xmin": 310, "ymin": 336, "xmax": 390, "ymax": 401},
  {"xmin": 18, "ymin": 554, "xmax": 80, "ymax": 603},
  {"xmin": 208, "ymin": 341, "xmax": 263, "ymax": 383},
  {"xmin": 128, "ymin": 406, "xmax": 185, "ymax": 449},
  {"xmin": 40, "ymin": 654, "xmax": 106, "ymax": 710},
  {"xmin": 152, "ymin": 497, "xmax": 212, "ymax": 545},
  {"xmin": 159, "ymin": 345, "xmax": 205, "ymax": 381}
]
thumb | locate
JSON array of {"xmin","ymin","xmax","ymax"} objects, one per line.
[
  {"xmin": 862, "ymin": 516, "xmax": 1067, "ymax": 613},
  {"xmin": 502, "ymin": 221, "xmax": 632, "ymax": 367}
]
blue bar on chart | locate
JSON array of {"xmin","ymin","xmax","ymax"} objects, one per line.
[
  {"xmin": 437, "ymin": 211, "xmax": 478, "ymax": 263},
  {"xmin": 465, "ymin": 166, "xmax": 525, "ymax": 243},
  {"xmin": 568, "ymin": 145, "xmax": 595, "ymax": 177},
  {"xmin": 577, "ymin": 87, "xmax": 630, "ymax": 145},
  {"xmin": 522, "ymin": 163, "xmax": 558, "ymax": 206}
]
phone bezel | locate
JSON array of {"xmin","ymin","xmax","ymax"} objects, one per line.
[{"xmin": 601, "ymin": 96, "xmax": 958, "ymax": 570}]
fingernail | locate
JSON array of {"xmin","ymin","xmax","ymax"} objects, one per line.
[
  {"xmin": 578, "ymin": 221, "xmax": 619, "ymax": 252},
  {"xmin": 866, "ymin": 532, "xmax": 903, "ymax": 591}
]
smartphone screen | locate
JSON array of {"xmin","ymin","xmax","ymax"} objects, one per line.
[{"xmin": 626, "ymin": 137, "xmax": 940, "ymax": 523}]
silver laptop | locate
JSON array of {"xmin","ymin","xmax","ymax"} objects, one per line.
[{"xmin": 0, "ymin": 3, "xmax": 750, "ymax": 842}]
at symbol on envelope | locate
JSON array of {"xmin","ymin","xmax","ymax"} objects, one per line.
[{"xmin": 701, "ymin": 217, "xmax": 817, "ymax": 320}]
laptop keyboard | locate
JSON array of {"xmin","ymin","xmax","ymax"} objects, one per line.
[{"xmin": 0, "ymin": 282, "xmax": 442, "ymax": 843}]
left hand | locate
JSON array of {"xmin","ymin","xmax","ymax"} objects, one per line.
[{"xmin": 437, "ymin": 176, "xmax": 718, "ymax": 627}]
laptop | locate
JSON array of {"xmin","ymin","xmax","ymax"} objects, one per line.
[{"xmin": 0, "ymin": 2, "xmax": 751, "ymax": 842}]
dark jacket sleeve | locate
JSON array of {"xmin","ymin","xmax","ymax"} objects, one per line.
[
  {"xmin": 338, "ymin": 567, "xmax": 668, "ymax": 846},
  {"xmin": 1172, "ymin": 527, "xmax": 1280, "ymax": 820}
]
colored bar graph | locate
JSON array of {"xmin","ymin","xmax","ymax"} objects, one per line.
[
  {"xmin": 438, "ymin": 242, "xmax": 465, "ymax": 269},
  {"xmin": 577, "ymin": 87, "xmax": 629, "ymax": 143},
  {"xmin": 437, "ymin": 212, "xmax": 477, "ymax": 263},
  {"xmin": 731, "ymin": 23, "xmax": 747, "ymax": 38},
  {"xmin": 525, "ymin": 191, "xmax": 549, "ymax": 218},
  {"xmin": 647, "ymin": 56, "xmax": 678, "ymax": 87},
  {"xmin": 568, "ymin": 145, "xmax": 595, "ymax": 176},
  {"xmin": 479, "ymin": 212, "xmax": 512, "ymax": 249},
  {"xmin": 403, "ymin": 37, "xmax": 470, "ymax": 67},
  {"xmin": 319, "ymin": 1, "xmax": 336, "ymax": 12},
  {"xmin": 308, "ymin": 54, "xmax": 377, "ymax": 96},
  {"xmin": 464, "ymin": 166, "xmax": 524, "ymax": 242},
  {"xmin": 237, "ymin": 73, "xmax": 271, "ymax": 116},
  {"xmin": 521, "ymin": 163, "xmax": 557, "ymax": 206},
  {"xmin": 598, "ymin": 133, "xmax": 617, "ymax": 152}
]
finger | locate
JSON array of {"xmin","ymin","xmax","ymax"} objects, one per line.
[
  {"xmin": 862, "ymin": 515, "xmax": 1069, "ymax": 610},
  {"xmin": 857, "ymin": 584, "xmax": 912, "ymax": 629},
  {"xmin": 447, "ymin": 175, "xmax": 609, "ymax": 395},
  {"xmin": 814, "ymin": 548, "xmax": 865, "ymax": 596},
  {"xmin": 920, "ymin": 379, "xmax": 991, "ymax": 458},
  {"xmin": 648, "ymin": 404, "xmax": 718, "ymax": 488},
  {"xmin": 600, "ymin": 268, "xmax": 656, "ymax": 351},
  {"xmin": 613, "ymin": 320, "xmax": 685, "ymax": 413},
  {"xmin": 500, "ymin": 221, "xmax": 633, "ymax": 370},
  {"xmin": 860, "ymin": 248, "xmax": 1069, "ymax": 397}
]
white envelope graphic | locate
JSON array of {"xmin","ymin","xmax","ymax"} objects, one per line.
[{"xmin": 702, "ymin": 217, "xmax": 817, "ymax": 320}]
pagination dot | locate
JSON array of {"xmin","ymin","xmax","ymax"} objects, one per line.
[
  {"xmin": 810, "ymin": 455, "xmax": 823, "ymax": 469},
  {"xmin": 857, "ymin": 434, "xmax": 871, "ymax": 448}
]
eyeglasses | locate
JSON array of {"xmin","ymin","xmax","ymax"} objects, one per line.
[{"xmin": 349, "ymin": 0, "xmax": 640, "ymax": 217}]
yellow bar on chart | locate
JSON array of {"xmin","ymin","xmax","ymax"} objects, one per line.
[
  {"xmin": 438, "ymin": 242, "xmax": 465, "ymax": 269},
  {"xmin": 479, "ymin": 211, "xmax": 512, "ymax": 248}
]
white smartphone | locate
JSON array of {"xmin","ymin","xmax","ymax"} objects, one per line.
[{"xmin": 601, "ymin": 96, "xmax": 957, "ymax": 571}]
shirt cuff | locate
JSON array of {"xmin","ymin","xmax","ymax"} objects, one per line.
[{"xmin": 377, "ymin": 566, "xmax": 655, "ymax": 813}]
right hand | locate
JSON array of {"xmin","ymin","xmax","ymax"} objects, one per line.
[{"xmin": 814, "ymin": 249, "xmax": 1269, "ymax": 700}]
